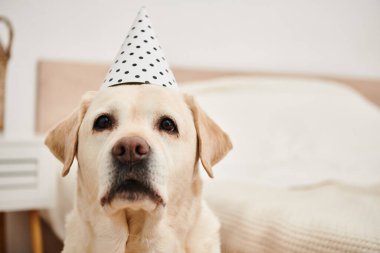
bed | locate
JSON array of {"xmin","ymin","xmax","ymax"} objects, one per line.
[{"xmin": 37, "ymin": 60, "xmax": 380, "ymax": 252}]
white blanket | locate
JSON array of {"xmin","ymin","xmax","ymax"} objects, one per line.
[
  {"xmin": 182, "ymin": 76, "xmax": 380, "ymax": 187},
  {"xmin": 205, "ymin": 181, "xmax": 380, "ymax": 253}
]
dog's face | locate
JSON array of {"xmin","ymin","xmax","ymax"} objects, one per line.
[
  {"xmin": 45, "ymin": 85, "xmax": 232, "ymax": 213},
  {"xmin": 78, "ymin": 86, "xmax": 200, "ymax": 212}
]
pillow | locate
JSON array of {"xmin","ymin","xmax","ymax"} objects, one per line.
[{"xmin": 182, "ymin": 76, "xmax": 380, "ymax": 187}]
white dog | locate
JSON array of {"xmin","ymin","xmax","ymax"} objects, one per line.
[{"xmin": 45, "ymin": 85, "xmax": 232, "ymax": 253}]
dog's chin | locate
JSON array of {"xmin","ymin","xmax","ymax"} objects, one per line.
[{"xmin": 100, "ymin": 180, "xmax": 165, "ymax": 214}]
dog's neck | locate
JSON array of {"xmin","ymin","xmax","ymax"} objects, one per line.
[
  {"xmin": 75, "ymin": 165, "xmax": 203, "ymax": 253},
  {"xmin": 123, "ymin": 176, "xmax": 203, "ymax": 253},
  {"xmin": 123, "ymin": 209, "xmax": 163, "ymax": 252}
]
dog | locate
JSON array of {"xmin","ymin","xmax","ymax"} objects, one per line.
[{"xmin": 45, "ymin": 85, "xmax": 232, "ymax": 253}]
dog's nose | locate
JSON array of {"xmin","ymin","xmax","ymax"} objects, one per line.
[{"xmin": 112, "ymin": 136, "xmax": 150, "ymax": 163}]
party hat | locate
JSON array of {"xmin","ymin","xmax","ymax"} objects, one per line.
[{"xmin": 101, "ymin": 8, "xmax": 177, "ymax": 89}]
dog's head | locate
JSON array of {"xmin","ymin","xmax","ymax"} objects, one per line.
[{"xmin": 45, "ymin": 85, "xmax": 232, "ymax": 213}]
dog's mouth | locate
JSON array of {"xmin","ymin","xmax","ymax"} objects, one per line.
[{"xmin": 100, "ymin": 178, "xmax": 164, "ymax": 208}]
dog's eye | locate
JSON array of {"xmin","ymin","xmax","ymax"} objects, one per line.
[
  {"xmin": 93, "ymin": 115, "xmax": 113, "ymax": 131},
  {"xmin": 159, "ymin": 117, "xmax": 178, "ymax": 134}
]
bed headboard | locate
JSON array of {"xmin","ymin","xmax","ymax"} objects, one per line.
[{"xmin": 36, "ymin": 60, "xmax": 380, "ymax": 133}]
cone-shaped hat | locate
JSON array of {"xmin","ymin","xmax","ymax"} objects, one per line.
[{"xmin": 101, "ymin": 8, "xmax": 177, "ymax": 89}]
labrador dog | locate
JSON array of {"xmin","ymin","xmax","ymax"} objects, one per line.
[{"xmin": 45, "ymin": 85, "xmax": 232, "ymax": 253}]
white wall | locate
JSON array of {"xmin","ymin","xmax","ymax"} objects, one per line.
[
  {"xmin": 1, "ymin": 0, "xmax": 380, "ymax": 252},
  {"xmin": 1, "ymin": 0, "xmax": 380, "ymax": 139}
]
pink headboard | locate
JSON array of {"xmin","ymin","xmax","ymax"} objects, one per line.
[{"xmin": 36, "ymin": 60, "xmax": 380, "ymax": 133}]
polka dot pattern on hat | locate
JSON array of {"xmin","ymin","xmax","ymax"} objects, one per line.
[{"xmin": 101, "ymin": 7, "xmax": 177, "ymax": 90}]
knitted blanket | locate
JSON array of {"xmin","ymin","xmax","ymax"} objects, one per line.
[{"xmin": 205, "ymin": 182, "xmax": 380, "ymax": 253}]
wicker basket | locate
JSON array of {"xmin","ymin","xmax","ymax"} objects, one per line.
[{"xmin": 0, "ymin": 16, "xmax": 13, "ymax": 130}]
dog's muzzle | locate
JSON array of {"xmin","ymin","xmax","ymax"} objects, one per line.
[{"xmin": 100, "ymin": 136, "xmax": 163, "ymax": 207}]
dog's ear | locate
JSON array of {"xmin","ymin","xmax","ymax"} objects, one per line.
[
  {"xmin": 185, "ymin": 94, "xmax": 232, "ymax": 178},
  {"xmin": 45, "ymin": 91, "xmax": 97, "ymax": 177}
]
